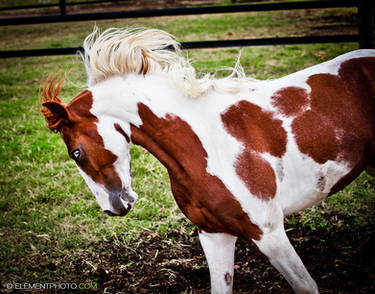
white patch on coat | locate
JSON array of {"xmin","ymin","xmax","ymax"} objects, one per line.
[{"xmin": 76, "ymin": 166, "xmax": 111, "ymax": 211}]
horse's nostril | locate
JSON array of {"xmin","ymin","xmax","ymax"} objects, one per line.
[{"xmin": 121, "ymin": 190, "xmax": 135, "ymax": 203}]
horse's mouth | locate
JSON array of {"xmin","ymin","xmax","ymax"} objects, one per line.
[{"xmin": 104, "ymin": 208, "xmax": 130, "ymax": 217}]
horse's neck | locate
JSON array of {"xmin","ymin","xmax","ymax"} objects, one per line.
[{"xmin": 120, "ymin": 74, "xmax": 214, "ymax": 176}]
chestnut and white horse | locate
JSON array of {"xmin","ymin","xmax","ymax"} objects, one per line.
[{"xmin": 40, "ymin": 27, "xmax": 375, "ymax": 294}]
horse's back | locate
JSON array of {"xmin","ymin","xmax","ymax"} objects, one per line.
[{"xmin": 251, "ymin": 49, "xmax": 375, "ymax": 214}]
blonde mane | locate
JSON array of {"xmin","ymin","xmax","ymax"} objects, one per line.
[{"xmin": 82, "ymin": 26, "xmax": 250, "ymax": 98}]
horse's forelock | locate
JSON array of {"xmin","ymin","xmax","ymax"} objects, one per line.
[{"xmin": 39, "ymin": 71, "xmax": 66, "ymax": 132}]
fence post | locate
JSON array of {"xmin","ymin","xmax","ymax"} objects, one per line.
[
  {"xmin": 358, "ymin": 0, "xmax": 374, "ymax": 48},
  {"xmin": 59, "ymin": 0, "xmax": 66, "ymax": 16}
]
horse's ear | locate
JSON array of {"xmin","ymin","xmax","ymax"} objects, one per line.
[
  {"xmin": 41, "ymin": 101, "xmax": 71, "ymax": 132},
  {"xmin": 42, "ymin": 101, "xmax": 69, "ymax": 120}
]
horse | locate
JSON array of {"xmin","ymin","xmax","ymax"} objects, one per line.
[{"xmin": 40, "ymin": 27, "xmax": 375, "ymax": 294}]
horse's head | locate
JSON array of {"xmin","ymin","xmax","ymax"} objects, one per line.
[{"xmin": 40, "ymin": 73, "xmax": 137, "ymax": 216}]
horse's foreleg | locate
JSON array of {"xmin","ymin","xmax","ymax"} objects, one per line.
[
  {"xmin": 199, "ymin": 231, "xmax": 237, "ymax": 294},
  {"xmin": 253, "ymin": 222, "xmax": 319, "ymax": 294}
]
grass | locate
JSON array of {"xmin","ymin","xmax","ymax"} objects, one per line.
[{"xmin": 0, "ymin": 5, "xmax": 374, "ymax": 290}]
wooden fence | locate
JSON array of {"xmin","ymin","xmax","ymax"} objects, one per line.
[{"xmin": 0, "ymin": 0, "xmax": 373, "ymax": 58}]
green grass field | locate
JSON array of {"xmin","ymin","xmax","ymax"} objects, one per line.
[{"xmin": 1, "ymin": 5, "xmax": 374, "ymax": 291}]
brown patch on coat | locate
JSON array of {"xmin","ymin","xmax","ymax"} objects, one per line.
[
  {"xmin": 221, "ymin": 101, "xmax": 287, "ymax": 200},
  {"xmin": 273, "ymin": 57, "xmax": 375, "ymax": 194},
  {"xmin": 224, "ymin": 272, "xmax": 232, "ymax": 286},
  {"xmin": 292, "ymin": 109, "xmax": 339, "ymax": 164},
  {"xmin": 271, "ymin": 86, "xmax": 309, "ymax": 117},
  {"xmin": 235, "ymin": 150, "xmax": 278, "ymax": 200},
  {"xmin": 114, "ymin": 123, "xmax": 131, "ymax": 143},
  {"xmin": 130, "ymin": 103, "xmax": 262, "ymax": 241}
]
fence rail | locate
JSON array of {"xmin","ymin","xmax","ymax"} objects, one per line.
[
  {"xmin": 0, "ymin": 0, "xmax": 373, "ymax": 58},
  {"xmin": 0, "ymin": 0, "xmax": 127, "ymax": 12},
  {"xmin": 0, "ymin": 0, "xmax": 357, "ymax": 26},
  {"xmin": 0, "ymin": 35, "xmax": 359, "ymax": 58}
]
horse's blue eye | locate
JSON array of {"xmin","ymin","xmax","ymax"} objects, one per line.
[{"xmin": 72, "ymin": 149, "xmax": 81, "ymax": 160}]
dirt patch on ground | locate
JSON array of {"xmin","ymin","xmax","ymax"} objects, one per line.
[{"xmin": 66, "ymin": 216, "xmax": 375, "ymax": 294}]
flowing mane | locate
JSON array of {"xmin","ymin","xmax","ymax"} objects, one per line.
[{"xmin": 81, "ymin": 26, "xmax": 249, "ymax": 98}]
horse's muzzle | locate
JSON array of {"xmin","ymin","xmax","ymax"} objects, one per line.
[{"xmin": 106, "ymin": 191, "xmax": 132, "ymax": 216}]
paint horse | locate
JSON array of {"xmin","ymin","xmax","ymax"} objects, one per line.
[{"xmin": 40, "ymin": 27, "xmax": 375, "ymax": 294}]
